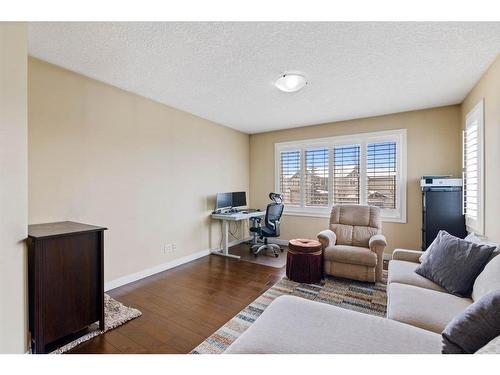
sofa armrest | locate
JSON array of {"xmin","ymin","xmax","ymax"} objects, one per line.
[
  {"xmin": 392, "ymin": 249, "xmax": 424, "ymax": 263},
  {"xmin": 369, "ymin": 234, "xmax": 387, "ymax": 250},
  {"xmin": 317, "ymin": 230, "xmax": 336, "ymax": 249}
]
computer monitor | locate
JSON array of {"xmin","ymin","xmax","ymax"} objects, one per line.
[
  {"xmin": 232, "ymin": 191, "xmax": 247, "ymax": 208},
  {"xmin": 215, "ymin": 192, "xmax": 232, "ymax": 210}
]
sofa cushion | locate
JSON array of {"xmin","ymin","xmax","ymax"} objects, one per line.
[
  {"xmin": 387, "ymin": 283, "xmax": 472, "ymax": 333},
  {"xmin": 415, "ymin": 230, "xmax": 495, "ymax": 297},
  {"xmin": 442, "ymin": 290, "xmax": 500, "ymax": 354},
  {"xmin": 476, "ymin": 335, "xmax": 500, "ymax": 354},
  {"xmin": 472, "ymin": 253, "xmax": 500, "ymax": 301},
  {"xmin": 225, "ymin": 295, "xmax": 442, "ymax": 354},
  {"xmin": 388, "ymin": 260, "xmax": 445, "ymax": 292},
  {"xmin": 324, "ymin": 245, "xmax": 377, "ymax": 267}
]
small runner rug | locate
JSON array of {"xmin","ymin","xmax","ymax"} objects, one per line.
[
  {"xmin": 191, "ymin": 272, "xmax": 387, "ymax": 354},
  {"xmin": 51, "ymin": 294, "xmax": 142, "ymax": 354}
]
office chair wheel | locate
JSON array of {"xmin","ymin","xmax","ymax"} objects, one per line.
[{"xmin": 274, "ymin": 252, "xmax": 279, "ymax": 258}]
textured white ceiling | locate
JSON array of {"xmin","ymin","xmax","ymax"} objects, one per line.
[{"xmin": 28, "ymin": 22, "xmax": 500, "ymax": 134}]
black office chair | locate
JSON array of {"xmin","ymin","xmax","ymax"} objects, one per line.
[{"xmin": 250, "ymin": 193, "xmax": 284, "ymax": 257}]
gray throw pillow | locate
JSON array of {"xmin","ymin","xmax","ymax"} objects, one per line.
[
  {"xmin": 415, "ymin": 230, "xmax": 495, "ymax": 297},
  {"xmin": 442, "ymin": 289, "xmax": 500, "ymax": 354}
]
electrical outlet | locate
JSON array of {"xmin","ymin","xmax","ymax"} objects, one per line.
[{"xmin": 163, "ymin": 243, "xmax": 176, "ymax": 253}]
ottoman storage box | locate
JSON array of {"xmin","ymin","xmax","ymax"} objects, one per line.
[{"xmin": 286, "ymin": 239, "xmax": 323, "ymax": 284}]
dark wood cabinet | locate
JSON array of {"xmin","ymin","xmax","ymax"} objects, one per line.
[{"xmin": 27, "ymin": 221, "xmax": 107, "ymax": 354}]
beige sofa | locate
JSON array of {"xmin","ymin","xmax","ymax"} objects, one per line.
[
  {"xmin": 225, "ymin": 246, "xmax": 500, "ymax": 354},
  {"xmin": 317, "ymin": 205, "xmax": 387, "ymax": 283},
  {"xmin": 226, "ymin": 295, "xmax": 442, "ymax": 354},
  {"xmin": 387, "ymin": 248, "xmax": 500, "ymax": 334}
]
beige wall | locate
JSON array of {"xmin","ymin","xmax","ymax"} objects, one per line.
[
  {"xmin": 250, "ymin": 106, "xmax": 462, "ymax": 253},
  {"xmin": 461, "ymin": 55, "xmax": 500, "ymax": 243},
  {"xmin": 0, "ymin": 23, "xmax": 28, "ymax": 353},
  {"xmin": 28, "ymin": 58, "xmax": 250, "ymax": 283}
]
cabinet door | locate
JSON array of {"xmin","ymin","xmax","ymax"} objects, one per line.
[
  {"xmin": 41, "ymin": 232, "xmax": 100, "ymax": 344},
  {"xmin": 425, "ymin": 190, "xmax": 466, "ymax": 246}
]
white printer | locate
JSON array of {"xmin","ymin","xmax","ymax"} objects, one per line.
[{"xmin": 420, "ymin": 175, "xmax": 463, "ymax": 188}]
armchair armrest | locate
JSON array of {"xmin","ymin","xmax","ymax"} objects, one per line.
[
  {"xmin": 369, "ymin": 234, "xmax": 387, "ymax": 250},
  {"xmin": 317, "ymin": 229, "xmax": 336, "ymax": 249},
  {"xmin": 392, "ymin": 249, "xmax": 424, "ymax": 263},
  {"xmin": 369, "ymin": 234, "xmax": 387, "ymax": 282}
]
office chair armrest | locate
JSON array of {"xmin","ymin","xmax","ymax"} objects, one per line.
[
  {"xmin": 317, "ymin": 230, "xmax": 336, "ymax": 249},
  {"xmin": 270, "ymin": 220, "xmax": 280, "ymax": 231}
]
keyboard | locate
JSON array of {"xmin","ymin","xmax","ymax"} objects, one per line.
[{"xmin": 214, "ymin": 208, "xmax": 261, "ymax": 215}]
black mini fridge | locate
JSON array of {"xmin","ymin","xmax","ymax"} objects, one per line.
[{"xmin": 422, "ymin": 187, "xmax": 467, "ymax": 250}]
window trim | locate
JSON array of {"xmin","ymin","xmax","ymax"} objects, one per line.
[
  {"xmin": 463, "ymin": 99, "xmax": 485, "ymax": 235},
  {"xmin": 274, "ymin": 129, "xmax": 407, "ymax": 223}
]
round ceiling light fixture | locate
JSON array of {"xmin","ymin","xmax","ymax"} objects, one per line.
[{"xmin": 275, "ymin": 73, "xmax": 307, "ymax": 93}]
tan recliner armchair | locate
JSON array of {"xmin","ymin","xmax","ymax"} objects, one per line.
[{"xmin": 317, "ymin": 205, "xmax": 387, "ymax": 283}]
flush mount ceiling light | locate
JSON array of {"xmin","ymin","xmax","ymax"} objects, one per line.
[{"xmin": 275, "ymin": 73, "xmax": 307, "ymax": 92}]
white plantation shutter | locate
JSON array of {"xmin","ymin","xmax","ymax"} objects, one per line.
[
  {"xmin": 275, "ymin": 129, "xmax": 406, "ymax": 222},
  {"xmin": 305, "ymin": 148, "xmax": 329, "ymax": 207},
  {"xmin": 333, "ymin": 145, "xmax": 360, "ymax": 204},
  {"xmin": 279, "ymin": 150, "xmax": 301, "ymax": 206},
  {"xmin": 366, "ymin": 142, "xmax": 397, "ymax": 209},
  {"xmin": 463, "ymin": 100, "xmax": 484, "ymax": 234},
  {"xmin": 464, "ymin": 124, "xmax": 479, "ymax": 217}
]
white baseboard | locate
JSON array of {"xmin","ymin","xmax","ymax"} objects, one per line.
[
  {"xmin": 104, "ymin": 237, "xmax": 251, "ymax": 291},
  {"xmin": 105, "ymin": 248, "xmax": 210, "ymax": 291}
]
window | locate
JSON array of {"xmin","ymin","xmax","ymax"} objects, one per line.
[
  {"xmin": 305, "ymin": 148, "xmax": 329, "ymax": 207},
  {"xmin": 367, "ymin": 142, "xmax": 397, "ymax": 209},
  {"xmin": 333, "ymin": 145, "xmax": 360, "ymax": 205},
  {"xmin": 275, "ymin": 129, "xmax": 406, "ymax": 222},
  {"xmin": 279, "ymin": 150, "xmax": 301, "ymax": 206},
  {"xmin": 463, "ymin": 99, "xmax": 484, "ymax": 235}
]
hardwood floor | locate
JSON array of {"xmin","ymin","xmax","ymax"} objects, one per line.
[
  {"xmin": 228, "ymin": 242, "xmax": 288, "ymax": 268},
  {"xmin": 69, "ymin": 253, "xmax": 285, "ymax": 354}
]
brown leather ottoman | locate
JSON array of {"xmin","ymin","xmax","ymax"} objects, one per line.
[{"xmin": 286, "ymin": 239, "xmax": 323, "ymax": 284}]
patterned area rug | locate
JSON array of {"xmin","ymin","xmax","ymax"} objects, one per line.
[
  {"xmin": 191, "ymin": 272, "xmax": 387, "ymax": 354},
  {"xmin": 51, "ymin": 294, "xmax": 142, "ymax": 354}
]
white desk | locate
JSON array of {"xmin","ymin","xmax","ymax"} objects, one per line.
[{"xmin": 211, "ymin": 211, "xmax": 265, "ymax": 259}]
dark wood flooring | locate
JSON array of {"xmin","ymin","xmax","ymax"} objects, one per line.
[
  {"xmin": 69, "ymin": 253, "xmax": 285, "ymax": 354},
  {"xmin": 228, "ymin": 242, "xmax": 288, "ymax": 268}
]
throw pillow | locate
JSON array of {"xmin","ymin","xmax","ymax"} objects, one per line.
[
  {"xmin": 442, "ymin": 289, "xmax": 500, "ymax": 354},
  {"xmin": 415, "ymin": 230, "xmax": 495, "ymax": 297},
  {"xmin": 419, "ymin": 232, "xmax": 439, "ymax": 263}
]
